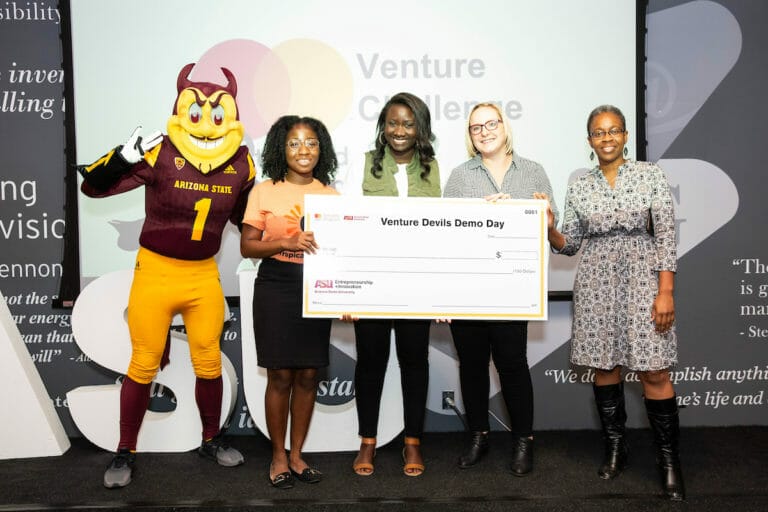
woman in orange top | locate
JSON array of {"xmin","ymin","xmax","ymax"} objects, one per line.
[{"xmin": 240, "ymin": 115, "xmax": 338, "ymax": 489}]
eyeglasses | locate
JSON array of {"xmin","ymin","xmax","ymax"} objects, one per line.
[
  {"xmin": 589, "ymin": 128, "xmax": 625, "ymax": 139},
  {"xmin": 286, "ymin": 138, "xmax": 320, "ymax": 151},
  {"xmin": 469, "ymin": 119, "xmax": 502, "ymax": 135}
]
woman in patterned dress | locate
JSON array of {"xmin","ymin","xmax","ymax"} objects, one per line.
[{"xmin": 539, "ymin": 105, "xmax": 684, "ymax": 501}]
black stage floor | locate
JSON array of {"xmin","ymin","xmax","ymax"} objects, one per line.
[{"xmin": 1, "ymin": 427, "xmax": 767, "ymax": 512}]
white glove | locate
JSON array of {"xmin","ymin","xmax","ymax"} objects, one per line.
[{"xmin": 119, "ymin": 126, "xmax": 163, "ymax": 164}]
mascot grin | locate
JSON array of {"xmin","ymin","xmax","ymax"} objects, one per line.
[{"xmin": 167, "ymin": 63, "xmax": 244, "ymax": 174}]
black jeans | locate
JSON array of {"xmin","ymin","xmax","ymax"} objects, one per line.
[
  {"xmin": 354, "ymin": 319, "xmax": 430, "ymax": 438},
  {"xmin": 450, "ymin": 320, "xmax": 533, "ymax": 436}
]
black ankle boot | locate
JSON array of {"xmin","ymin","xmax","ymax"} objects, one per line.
[
  {"xmin": 594, "ymin": 383, "xmax": 628, "ymax": 479},
  {"xmin": 457, "ymin": 431, "xmax": 488, "ymax": 469},
  {"xmin": 645, "ymin": 397, "xmax": 685, "ymax": 501},
  {"xmin": 509, "ymin": 436, "xmax": 533, "ymax": 476}
]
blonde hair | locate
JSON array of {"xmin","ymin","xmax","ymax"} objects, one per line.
[{"xmin": 464, "ymin": 102, "xmax": 514, "ymax": 157}]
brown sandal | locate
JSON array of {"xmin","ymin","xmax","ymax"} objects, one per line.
[
  {"xmin": 352, "ymin": 437, "xmax": 376, "ymax": 476},
  {"xmin": 403, "ymin": 436, "xmax": 425, "ymax": 477}
]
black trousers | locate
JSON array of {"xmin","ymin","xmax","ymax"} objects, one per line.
[
  {"xmin": 450, "ymin": 320, "xmax": 533, "ymax": 436},
  {"xmin": 353, "ymin": 319, "xmax": 430, "ymax": 438}
]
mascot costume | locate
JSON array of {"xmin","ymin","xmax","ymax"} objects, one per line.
[{"xmin": 80, "ymin": 63, "xmax": 255, "ymax": 488}]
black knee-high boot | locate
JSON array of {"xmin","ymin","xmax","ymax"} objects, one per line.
[
  {"xmin": 593, "ymin": 383, "xmax": 628, "ymax": 479},
  {"xmin": 645, "ymin": 397, "xmax": 685, "ymax": 501}
]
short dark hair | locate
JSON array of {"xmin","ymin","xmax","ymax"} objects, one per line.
[
  {"xmin": 261, "ymin": 115, "xmax": 338, "ymax": 185},
  {"xmin": 587, "ymin": 104, "xmax": 626, "ymax": 134}
]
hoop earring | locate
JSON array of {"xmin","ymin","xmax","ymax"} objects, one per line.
[
  {"xmin": 378, "ymin": 131, "xmax": 387, "ymax": 147},
  {"xmin": 589, "ymin": 151, "xmax": 595, "ymax": 161},
  {"xmin": 623, "ymin": 147, "xmax": 628, "ymax": 157}
]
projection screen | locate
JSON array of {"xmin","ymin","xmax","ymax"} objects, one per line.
[{"xmin": 69, "ymin": 0, "xmax": 641, "ymax": 296}]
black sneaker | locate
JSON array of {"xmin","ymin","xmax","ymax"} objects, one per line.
[
  {"xmin": 103, "ymin": 449, "xmax": 136, "ymax": 488},
  {"xmin": 198, "ymin": 434, "xmax": 244, "ymax": 467}
]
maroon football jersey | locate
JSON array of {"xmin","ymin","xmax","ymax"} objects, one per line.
[{"xmin": 82, "ymin": 136, "xmax": 255, "ymax": 260}]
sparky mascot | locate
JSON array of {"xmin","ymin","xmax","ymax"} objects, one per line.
[{"xmin": 80, "ymin": 64, "xmax": 254, "ymax": 488}]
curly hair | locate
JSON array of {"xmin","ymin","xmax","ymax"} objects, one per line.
[
  {"xmin": 260, "ymin": 115, "xmax": 338, "ymax": 185},
  {"xmin": 370, "ymin": 92, "xmax": 436, "ymax": 181}
]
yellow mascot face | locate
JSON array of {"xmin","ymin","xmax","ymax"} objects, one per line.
[{"xmin": 167, "ymin": 64, "xmax": 244, "ymax": 174}]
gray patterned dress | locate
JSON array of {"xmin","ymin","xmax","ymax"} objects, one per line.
[{"xmin": 557, "ymin": 160, "xmax": 677, "ymax": 371}]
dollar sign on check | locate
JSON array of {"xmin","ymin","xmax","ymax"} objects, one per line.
[{"xmin": 496, "ymin": 251, "xmax": 502, "ymax": 259}]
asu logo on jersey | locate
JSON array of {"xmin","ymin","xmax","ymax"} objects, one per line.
[{"xmin": 167, "ymin": 63, "xmax": 245, "ymax": 175}]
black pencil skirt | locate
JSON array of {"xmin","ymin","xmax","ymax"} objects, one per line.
[{"xmin": 252, "ymin": 258, "xmax": 332, "ymax": 369}]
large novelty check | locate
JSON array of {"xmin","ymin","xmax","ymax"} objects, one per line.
[{"xmin": 303, "ymin": 195, "xmax": 548, "ymax": 320}]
